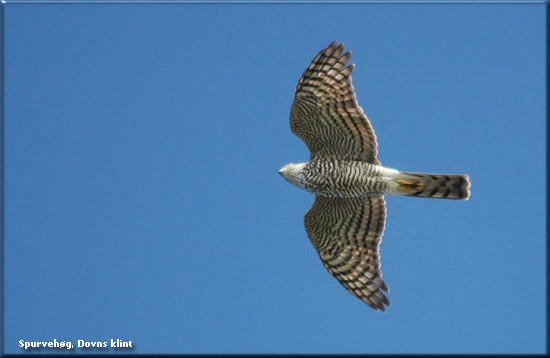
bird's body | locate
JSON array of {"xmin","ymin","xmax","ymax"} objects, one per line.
[
  {"xmin": 281, "ymin": 158, "xmax": 469, "ymax": 199},
  {"xmin": 282, "ymin": 159, "xmax": 395, "ymax": 197},
  {"xmin": 279, "ymin": 41, "xmax": 470, "ymax": 311}
]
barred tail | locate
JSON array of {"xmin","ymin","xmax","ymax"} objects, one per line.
[{"xmin": 394, "ymin": 172, "xmax": 470, "ymax": 200}]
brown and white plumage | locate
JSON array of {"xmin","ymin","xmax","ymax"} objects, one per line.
[
  {"xmin": 304, "ymin": 196, "xmax": 389, "ymax": 311},
  {"xmin": 279, "ymin": 41, "xmax": 470, "ymax": 312},
  {"xmin": 290, "ymin": 41, "xmax": 379, "ymax": 164}
]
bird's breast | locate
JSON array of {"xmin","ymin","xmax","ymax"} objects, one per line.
[{"xmin": 303, "ymin": 159, "xmax": 390, "ymax": 198}]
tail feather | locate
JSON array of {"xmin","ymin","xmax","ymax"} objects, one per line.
[{"xmin": 394, "ymin": 172, "xmax": 470, "ymax": 200}]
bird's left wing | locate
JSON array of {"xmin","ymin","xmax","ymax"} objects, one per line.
[
  {"xmin": 290, "ymin": 41, "xmax": 380, "ymax": 164},
  {"xmin": 304, "ymin": 196, "xmax": 390, "ymax": 311}
]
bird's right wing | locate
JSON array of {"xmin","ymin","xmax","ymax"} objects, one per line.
[
  {"xmin": 290, "ymin": 41, "xmax": 380, "ymax": 164},
  {"xmin": 303, "ymin": 195, "xmax": 390, "ymax": 311}
]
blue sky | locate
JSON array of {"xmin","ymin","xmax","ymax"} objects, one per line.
[{"xmin": 3, "ymin": 2, "xmax": 546, "ymax": 354}]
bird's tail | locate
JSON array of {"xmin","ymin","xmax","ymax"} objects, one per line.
[{"xmin": 393, "ymin": 171, "xmax": 470, "ymax": 200}]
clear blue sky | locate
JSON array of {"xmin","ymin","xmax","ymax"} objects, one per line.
[{"xmin": 4, "ymin": 3, "xmax": 546, "ymax": 354}]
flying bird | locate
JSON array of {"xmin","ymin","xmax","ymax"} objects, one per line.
[{"xmin": 279, "ymin": 41, "xmax": 471, "ymax": 311}]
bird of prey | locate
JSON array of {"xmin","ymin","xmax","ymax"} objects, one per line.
[{"xmin": 279, "ymin": 41, "xmax": 471, "ymax": 312}]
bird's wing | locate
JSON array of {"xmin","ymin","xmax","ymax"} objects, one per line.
[
  {"xmin": 304, "ymin": 195, "xmax": 389, "ymax": 311},
  {"xmin": 290, "ymin": 41, "xmax": 380, "ymax": 164}
]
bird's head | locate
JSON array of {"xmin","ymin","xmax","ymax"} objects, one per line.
[{"xmin": 278, "ymin": 162, "xmax": 307, "ymax": 189}]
